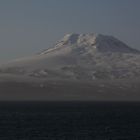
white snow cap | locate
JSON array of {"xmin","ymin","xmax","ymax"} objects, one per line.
[
  {"xmin": 60, "ymin": 33, "xmax": 97, "ymax": 45},
  {"xmin": 50, "ymin": 33, "xmax": 140, "ymax": 54}
]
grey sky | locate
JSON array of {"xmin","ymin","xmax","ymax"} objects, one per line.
[{"xmin": 0, "ymin": 0, "xmax": 140, "ymax": 62}]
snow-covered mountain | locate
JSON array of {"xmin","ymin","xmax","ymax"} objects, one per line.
[{"xmin": 1, "ymin": 33, "xmax": 140, "ymax": 80}]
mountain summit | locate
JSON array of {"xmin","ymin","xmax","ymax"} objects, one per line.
[
  {"xmin": 1, "ymin": 33, "xmax": 140, "ymax": 80},
  {"xmin": 41, "ymin": 33, "xmax": 139, "ymax": 54}
]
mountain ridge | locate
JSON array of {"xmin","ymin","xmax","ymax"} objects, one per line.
[
  {"xmin": 0, "ymin": 33, "xmax": 140, "ymax": 80},
  {"xmin": 40, "ymin": 33, "xmax": 140, "ymax": 55}
]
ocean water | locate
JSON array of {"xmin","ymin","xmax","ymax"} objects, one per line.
[{"xmin": 0, "ymin": 101, "xmax": 140, "ymax": 140}]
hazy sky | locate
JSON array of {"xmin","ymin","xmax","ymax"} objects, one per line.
[{"xmin": 0, "ymin": 0, "xmax": 140, "ymax": 62}]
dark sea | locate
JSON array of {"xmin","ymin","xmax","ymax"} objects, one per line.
[{"xmin": 0, "ymin": 101, "xmax": 140, "ymax": 140}]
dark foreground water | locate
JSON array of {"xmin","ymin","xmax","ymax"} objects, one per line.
[{"xmin": 0, "ymin": 101, "xmax": 140, "ymax": 140}]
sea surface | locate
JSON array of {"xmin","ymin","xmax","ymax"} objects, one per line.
[{"xmin": 0, "ymin": 101, "xmax": 140, "ymax": 140}]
